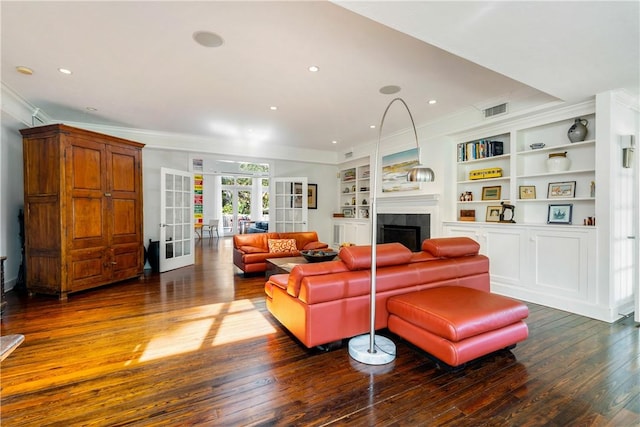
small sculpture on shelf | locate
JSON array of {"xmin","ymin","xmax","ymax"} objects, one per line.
[
  {"xmin": 499, "ymin": 202, "xmax": 516, "ymax": 223},
  {"xmin": 459, "ymin": 191, "xmax": 473, "ymax": 202}
]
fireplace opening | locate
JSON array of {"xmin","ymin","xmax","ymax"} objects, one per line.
[
  {"xmin": 377, "ymin": 213, "xmax": 430, "ymax": 251},
  {"xmin": 381, "ymin": 225, "xmax": 421, "ymax": 251}
]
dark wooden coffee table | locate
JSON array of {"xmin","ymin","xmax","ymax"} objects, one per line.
[{"xmin": 265, "ymin": 256, "xmax": 308, "ymax": 279}]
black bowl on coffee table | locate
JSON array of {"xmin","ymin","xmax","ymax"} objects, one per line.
[{"xmin": 300, "ymin": 250, "xmax": 338, "ymax": 263}]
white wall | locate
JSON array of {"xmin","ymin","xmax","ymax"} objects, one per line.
[
  {"xmin": 596, "ymin": 91, "xmax": 640, "ymax": 318},
  {"xmin": 1, "ymin": 113, "xmax": 26, "ymax": 290}
]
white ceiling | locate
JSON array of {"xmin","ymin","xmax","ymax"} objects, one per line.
[{"xmin": 2, "ymin": 1, "xmax": 638, "ymax": 154}]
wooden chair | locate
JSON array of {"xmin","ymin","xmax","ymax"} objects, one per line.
[{"xmin": 202, "ymin": 219, "xmax": 220, "ymax": 239}]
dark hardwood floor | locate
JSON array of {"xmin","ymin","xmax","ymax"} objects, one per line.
[{"xmin": 1, "ymin": 237, "xmax": 638, "ymax": 426}]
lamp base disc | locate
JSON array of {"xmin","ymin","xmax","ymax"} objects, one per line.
[{"xmin": 348, "ymin": 334, "xmax": 396, "ymax": 365}]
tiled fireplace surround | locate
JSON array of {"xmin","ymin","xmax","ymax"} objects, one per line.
[{"xmin": 376, "ymin": 195, "xmax": 440, "ymax": 251}]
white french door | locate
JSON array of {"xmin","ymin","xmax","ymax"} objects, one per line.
[
  {"xmin": 271, "ymin": 177, "xmax": 308, "ymax": 232},
  {"xmin": 160, "ymin": 167, "xmax": 195, "ymax": 272}
]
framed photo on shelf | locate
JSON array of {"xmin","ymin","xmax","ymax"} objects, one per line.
[
  {"xmin": 547, "ymin": 204, "xmax": 573, "ymax": 224},
  {"xmin": 547, "ymin": 181, "xmax": 576, "ymax": 199},
  {"xmin": 481, "ymin": 186, "xmax": 501, "ymax": 200},
  {"xmin": 486, "ymin": 205, "xmax": 502, "ymax": 222},
  {"xmin": 307, "ymin": 184, "xmax": 318, "ymax": 209},
  {"xmin": 519, "ymin": 185, "xmax": 536, "ymax": 199},
  {"xmin": 342, "ymin": 208, "xmax": 354, "ymax": 218}
]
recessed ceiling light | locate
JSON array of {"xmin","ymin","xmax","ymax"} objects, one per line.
[
  {"xmin": 428, "ymin": 99, "xmax": 437, "ymax": 105},
  {"xmin": 269, "ymin": 106, "xmax": 278, "ymax": 111},
  {"xmin": 193, "ymin": 31, "xmax": 224, "ymax": 48},
  {"xmin": 332, "ymin": 140, "xmax": 338, "ymax": 144},
  {"xmin": 379, "ymin": 85, "xmax": 401, "ymax": 95},
  {"xmin": 308, "ymin": 65, "xmax": 319, "ymax": 72},
  {"xmin": 58, "ymin": 68, "xmax": 72, "ymax": 75},
  {"xmin": 16, "ymin": 66, "xmax": 33, "ymax": 75},
  {"xmin": 370, "ymin": 125, "xmax": 376, "ymax": 129},
  {"xmin": 86, "ymin": 107, "xmax": 98, "ymax": 112}
]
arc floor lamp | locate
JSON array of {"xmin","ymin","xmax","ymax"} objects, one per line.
[{"xmin": 348, "ymin": 97, "xmax": 435, "ymax": 365}]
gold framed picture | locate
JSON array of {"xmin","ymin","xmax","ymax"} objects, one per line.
[
  {"xmin": 486, "ymin": 205, "xmax": 502, "ymax": 222},
  {"xmin": 519, "ymin": 185, "xmax": 536, "ymax": 199},
  {"xmin": 481, "ymin": 186, "xmax": 501, "ymax": 200}
]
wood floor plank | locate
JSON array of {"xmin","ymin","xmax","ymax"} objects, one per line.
[{"xmin": 1, "ymin": 237, "xmax": 638, "ymax": 426}]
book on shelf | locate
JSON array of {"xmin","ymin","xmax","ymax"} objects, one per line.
[{"xmin": 457, "ymin": 140, "xmax": 504, "ymax": 162}]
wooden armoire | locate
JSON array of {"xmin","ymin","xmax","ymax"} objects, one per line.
[{"xmin": 21, "ymin": 124, "xmax": 144, "ymax": 300}]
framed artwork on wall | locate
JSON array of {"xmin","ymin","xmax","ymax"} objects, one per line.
[{"xmin": 308, "ymin": 184, "xmax": 317, "ymax": 209}]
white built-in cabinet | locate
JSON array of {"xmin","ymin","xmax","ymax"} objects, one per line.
[
  {"xmin": 445, "ymin": 102, "xmax": 609, "ymax": 320},
  {"xmin": 443, "ymin": 222, "xmax": 597, "ymax": 317},
  {"xmin": 333, "ymin": 160, "xmax": 371, "ymax": 245}
]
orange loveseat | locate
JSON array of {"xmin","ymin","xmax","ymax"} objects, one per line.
[
  {"xmin": 233, "ymin": 231, "xmax": 329, "ymax": 275},
  {"xmin": 265, "ymin": 237, "xmax": 503, "ymax": 348}
]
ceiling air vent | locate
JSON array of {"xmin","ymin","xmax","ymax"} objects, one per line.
[
  {"xmin": 484, "ymin": 102, "xmax": 508, "ymax": 118},
  {"xmin": 344, "ymin": 151, "xmax": 353, "ymax": 159}
]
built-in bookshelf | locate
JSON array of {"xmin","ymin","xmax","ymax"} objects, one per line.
[{"xmin": 339, "ymin": 164, "xmax": 370, "ymax": 219}]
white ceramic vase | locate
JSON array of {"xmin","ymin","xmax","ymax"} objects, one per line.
[{"xmin": 546, "ymin": 152, "xmax": 570, "ymax": 172}]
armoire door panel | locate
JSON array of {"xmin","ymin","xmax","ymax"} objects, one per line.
[
  {"xmin": 110, "ymin": 151, "xmax": 137, "ymax": 192},
  {"xmin": 69, "ymin": 143, "xmax": 104, "ymax": 191},
  {"xmin": 111, "ymin": 199, "xmax": 137, "ymax": 237},
  {"xmin": 70, "ymin": 248, "xmax": 108, "ymax": 289},
  {"xmin": 72, "ymin": 197, "xmax": 104, "ymax": 241},
  {"xmin": 111, "ymin": 245, "xmax": 141, "ymax": 277}
]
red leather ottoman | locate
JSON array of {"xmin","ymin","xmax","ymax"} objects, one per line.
[{"xmin": 387, "ymin": 286, "xmax": 529, "ymax": 368}]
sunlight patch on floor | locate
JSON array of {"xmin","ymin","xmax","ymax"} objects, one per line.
[
  {"xmin": 211, "ymin": 299, "xmax": 277, "ymax": 346},
  {"xmin": 138, "ymin": 299, "xmax": 276, "ymax": 361},
  {"xmin": 139, "ymin": 318, "xmax": 214, "ymax": 362}
]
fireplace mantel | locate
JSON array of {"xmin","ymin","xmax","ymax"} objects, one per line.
[
  {"xmin": 376, "ymin": 193, "xmax": 441, "ymax": 235},
  {"xmin": 377, "ymin": 193, "xmax": 439, "ymax": 211}
]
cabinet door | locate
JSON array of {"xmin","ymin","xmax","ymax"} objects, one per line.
[
  {"xmin": 483, "ymin": 227, "xmax": 527, "ymax": 287},
  {"xmin": 528, "ymin": 228, "xmax": 594, "ymax": 302},
  {"xmin": 443, "ymin": 223, "xmax": 526, "ymax": 287},
  {"xmin": 107, "ymin": 144, "xmax": 143, "ymax": 279},
  {"xmin": 64, "ymin": 136, "xmax": 110, "ymax": 289}
]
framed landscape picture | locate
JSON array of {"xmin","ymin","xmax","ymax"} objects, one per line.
[
  {"xmin": 481, "ymin": 185, "xmax": 501, "ymax": 200},
  {"xmin": 547, "ymin": 204, "xmax": 573, "ymax": 224},
  {"xmin": 547, "ymin": 181, "xmax": 576, "ymax": 199}
]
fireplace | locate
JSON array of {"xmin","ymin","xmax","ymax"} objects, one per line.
[{"xmin": 377, "ymin": 214, "xmax": 430, "ymax": 251}]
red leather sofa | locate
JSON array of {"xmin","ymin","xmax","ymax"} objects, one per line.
[
  {"xmin": 233, "ymin": 231, "xmax": 328, "ymax": 275},
  {"xmin": 265, "ymin": 237, "xmax": 495, "ymax": 348}
]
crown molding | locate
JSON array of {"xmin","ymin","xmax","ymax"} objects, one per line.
[
  {"xmin": 62, "ymin": 121, "xmax": 341, "ymax": 165},
  {"xmin": 1, "ymin": 83, "xmax": 52, "ymax": 127}
]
